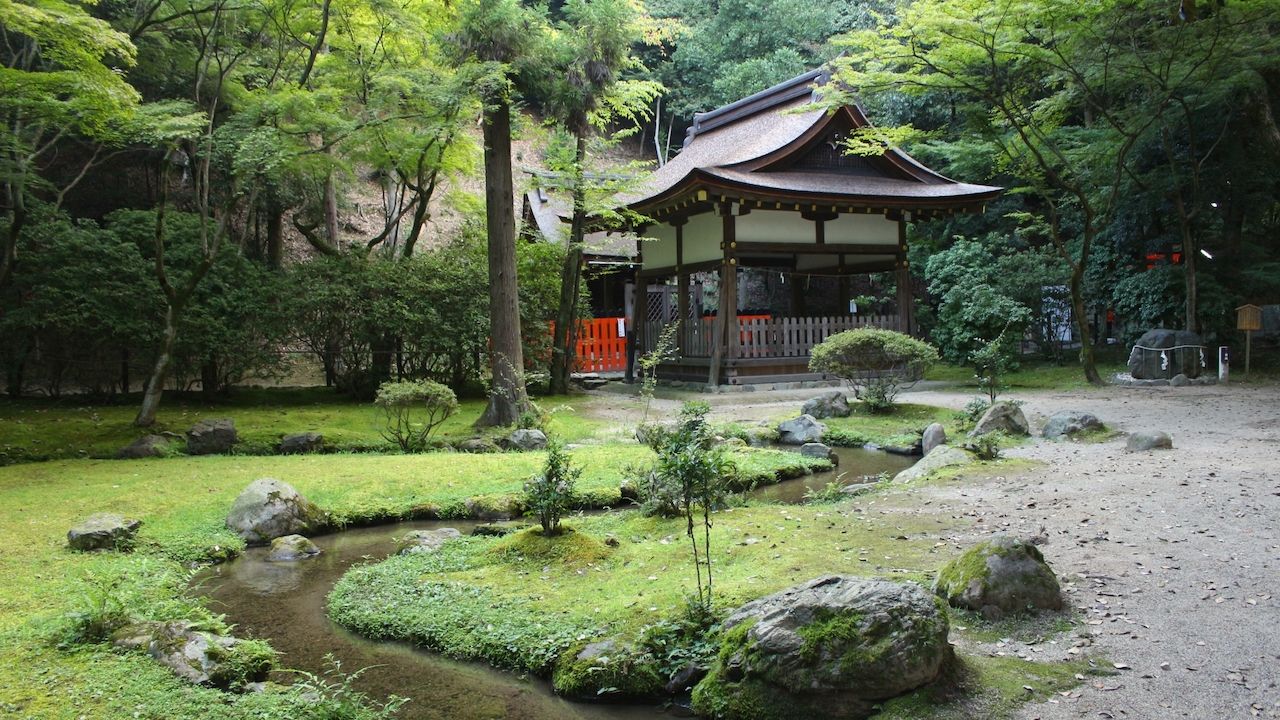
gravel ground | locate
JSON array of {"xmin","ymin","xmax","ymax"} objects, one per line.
[{"xmin": 583, "ymin": 381, "xmax": 1280, "ymax": 718}]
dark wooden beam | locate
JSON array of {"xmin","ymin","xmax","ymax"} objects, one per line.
[
  {"xmin": 638, "ymin": 258, "xmax": 720, "ymax": 278},
  {"xmin": 734, "ymin": 241, "xmax": 899, "ymax": 255}
]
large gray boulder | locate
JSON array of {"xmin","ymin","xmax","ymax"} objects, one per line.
[
  {"xmin": 692, "ymin": 576, "xmax": 951, "ymax": 720},
  {"xmin": 801, "ymin": 391, "xmax": 851, "ymax": 419},
  {"xmin": 67, "ymin": 513, "xmax": 141, "ymax": 551},
  {"xmin": 1126, "ymin": 431, "xmax": 1173, "ymax": 452},
  {"xmin": 140, "ymin": 621, "xmax": 272, "ymax": 690},
  {"xmin": 397, "ymin": 527, "xmax": 462, "ymax": 555},
  {"xmin": 777, "ymin": 415, "xmax": 826, "ymax": 445},
  {"xmin": 505, "ymin": 428, "xmax": 548, "ymax": 451},
  {"xmin": 921, "ymin": 423, "xmax": 947, "ymax": 456},
  {"xmin": 1128, "ymin": 329, "xmax": 1204, "ymax": 379},
  {"xmin": 225, "ymin": 478, "xmax": 325, "ymax": 544},
  {"xmin": 266, "ymin": 534, "xmax": 322, "ymax": 561},
  {"xmin": 893, "ymin": 445, "xmax": 972, "ymax": 483},
  {"xmin": 1042, "ymin": 411, "xmax": 1104, "ymax": 440},
  {"xmin": 970, "ymin": 402, "xmax": 1029, "ymax": 437},
  {"xmin": 934, "ymin": 536, "xmax": 1063, "ymax": 619},
  {"xmin": 187, "ymin": 418, "xmax": 237, "ymax": 455},
  {"xmin": 116, "ymin": 435, "xmax": 172, "ymax": 460},
  {"xmin": 278, "ymin": 432, "xmax": 323, "ymax": 455}
]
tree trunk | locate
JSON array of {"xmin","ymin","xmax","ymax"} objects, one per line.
[
  {"xmin": 323, "ymin": 172, "xmax": 339, "ymax": 248},
  {"xmin": 477, "ymin": 99, "xmax": 530, "ymax": 427},
  {"xmin": 1068, "ymin": 265, "xmax": 1103, "ymax": 386},
  {"xmin": 201, "ymin": 357, "xmax": 220, "ymax": 398},
  {"xmin": 549, "ymin": 133, "xmax": 588, "ymax": 395},
  {"xmin": 266, "ymin": 201, "xmax": 285, "ymax": 270},
  {"xmin": 135, "ymin": 304, "xmax": 180, "ymax": 426}
]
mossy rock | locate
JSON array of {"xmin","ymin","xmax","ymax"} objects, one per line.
[
  {"xmin": 487, "ymin": 526, "xmax": 610, "ymax": 565},
  {"xmin": 694, "ymin": 576, "xmax": 952, "ymax": 720},
  {"xmin": 551, "ymin": 638, "xmax": 664, "ymax": 701},
  {"xmin": 692, "ymin": 665, "xmax": 813, "ymax": 720},
  {"xmin": 934, "ymin": 535, "xmax": 1063, "ymax": 618}
]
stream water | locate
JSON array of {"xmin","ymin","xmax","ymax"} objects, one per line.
[{"xmin": 196, "ymin": 447, "xmax": 915, "ymax": 720}]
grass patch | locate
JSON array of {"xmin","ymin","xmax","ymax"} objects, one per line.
[
  {"xmin": 925, "ymin": 355, "xmax": 1128, "ymax": 391},
  {"xmin": 0, "ymin": 387, "xmax": 607, "ymax": 464},
  {"xmin": 327, "ymin": 499, "xmax": 962, "ymax": 675},
  {"xmin": 877, "ymin": 654, "xmax": 1090, "ymax": 719},
  {"xmin": 0, "ymin": 439, "xmax": 825, "ymax": 718},
  {"xmin": 820, "ymin": 402, "xmax": 962, "ymax": 447}
]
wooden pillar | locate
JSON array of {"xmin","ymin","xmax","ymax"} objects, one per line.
[
  {"xmin": 674, "ymin": 219, "xmax": 689, "ymax": 356},
  {"xmin": 837, "ymin": 253, "xmax": 850, "ymax": 315},
  {"xmin": 634, "ymin": 277, "xmax": 649, "ymax": 355},
  {"xmin": 709, "ymin": 203, "xmax": 737, "ymax": 386},
  {"xmin": 895, "ymin": 219, "xmax": 914, "ymax": 335}
]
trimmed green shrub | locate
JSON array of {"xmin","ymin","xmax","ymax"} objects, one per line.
[
  {"xmin": 374, "ymin": 380, "xmax": 458, "ymax": 451},
  {"xmin": 809, "ymin": 328, "xmax": 939, "ymax": 413}
]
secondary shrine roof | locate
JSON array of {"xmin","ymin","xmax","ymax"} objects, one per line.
[{"xmin": 622, "ymin": 68, "xmax": 1002, "ymax": 216}]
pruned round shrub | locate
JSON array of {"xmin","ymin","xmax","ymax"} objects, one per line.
[
  {"xmin": 808, "ymin": 329, "xmax": 939, "ymax": 413},
  {"xmin": 374, "ymin": 380, "xmax": 459, "ymax": 452}
]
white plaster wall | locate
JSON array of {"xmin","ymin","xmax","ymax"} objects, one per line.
[
  {"xmin": 639, "ymin": 223, "xmax": 676, "ymax": 269},
  {"xmin": 736, "ymin": 209, "xmax": 815, "ymax": 245},
  {"xmin": 826, "ymin": 214, "xmax": 899, "ymax": 246}
]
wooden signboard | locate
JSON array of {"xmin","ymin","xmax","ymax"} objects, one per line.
[
  {"xmin": 1237, "ymin": 304, "xmax": 1262, "ymax": 331},
  {"xmin": 1236, "ymin": 304, "xmax": 1262, "ymax": 377}
]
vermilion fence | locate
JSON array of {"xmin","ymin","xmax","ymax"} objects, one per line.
[{"xmin": 551, "ymin": 318, "xmax": 630, "ymax": 373}]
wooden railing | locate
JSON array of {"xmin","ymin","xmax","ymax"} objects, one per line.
[
  {"xmin": 641, "ymin": 314, "xmax": 897, "ymax": 360},
  {"xmin": 550, "ymin": 318, "xmax": 629, "ymax": 373}
]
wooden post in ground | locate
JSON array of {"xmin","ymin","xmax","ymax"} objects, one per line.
[{"xmin": 895, "ymin": 219, "xmax": 913, "ymax": 335}]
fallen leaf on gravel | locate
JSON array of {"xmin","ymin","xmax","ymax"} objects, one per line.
[{"xmin": 1113, "ymin": 662, "xmax": 1131, "ymax": 670}]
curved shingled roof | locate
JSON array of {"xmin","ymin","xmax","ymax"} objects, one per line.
[{"xmin": 621, "ymin": 69, "xmax": 1001, "ymax": 213}]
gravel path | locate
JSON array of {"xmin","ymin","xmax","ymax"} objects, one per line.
[{"xmin": 582, "ymin": 381, "xmax": 1280, "ymax": 718}]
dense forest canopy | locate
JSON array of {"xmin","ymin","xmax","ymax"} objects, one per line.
[{"xmin": 2, "ymin": 0, "xmax": 1278, "ymax": 412}]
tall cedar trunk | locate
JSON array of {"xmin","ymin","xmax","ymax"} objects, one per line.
[
  {"xmin": 477, "ymin": 100, "xmax": 530, "ymax": 427},
  {"xmin": 266, "ymin": 201, "xmax": 285, "ymax": 270},
  {"xmin": 1173, "ymin": 191, "xmax": 1199, "ymax": 333},
  {"xmin": 136, "ymin": 304, "xmax": 180, "ymax": 425},
  {"xmin": 549, "ymin": 133, "xmax": 588, "ymax": 394},
  {"xmin": 201, "ymin": 358, "xmax": 220, "ymax": 398}
]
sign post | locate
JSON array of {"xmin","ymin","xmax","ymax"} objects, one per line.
[{"xmin": 1236, "ymin": 305, "xmax": 1262, "ymax": 380}]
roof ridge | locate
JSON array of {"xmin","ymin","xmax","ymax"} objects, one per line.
[{"xmin": 685, "ymin": 67, "xmax": 829, "ymax": 144}]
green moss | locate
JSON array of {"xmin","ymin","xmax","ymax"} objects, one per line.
[
  {"xmin": 818, "ymin": 403, "xmax": 958, "ymax": 447},
  {"xmin": 877, "ymin": 654, "xmax": 1090, "ymax": 719},
  {"xmin": 690, "ymin": 666, "xmax": 801, "ymax": 720},
  {"xmin": 934, "ymin": 541, "xmax": 996, "ymax": 601},
  {"xmin": 206, "ymin": 637, "xmax": 275, "ymax": 690},
  {"xmin": 550, "ymin": 640, "xmax": 664, "ymax": 700},
  {"xmin": 487, "ymin": 526, "xmax": 610, "ymax": 565}
]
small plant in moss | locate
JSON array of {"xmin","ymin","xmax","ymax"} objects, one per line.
[
  {"xmin": 522, "ymin": 438, "xmax": 580, "ymax": 535},
  {"xmin": 970, "ymin": 322, "xmax": 1018, "ymax": 404},
  {"xmin": 654, "ymin": 402, "xmax": 735, "ymax": 608},
  {"xmin": 374, "ymin": 380, "xmax": 458, "ymax": 452}
]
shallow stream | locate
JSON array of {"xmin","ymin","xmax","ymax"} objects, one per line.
[{"xmin": 196, "ymin": 447, "xmax": 914, "ymax": 719}]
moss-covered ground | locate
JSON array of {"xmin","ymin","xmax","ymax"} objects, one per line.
[
  {"xmin": 0, "ymin": 388, "xmax": 607, "ymax": 464},
  {"xmin": 818, "ymin": 402, "xmax": 965, "ymax": 447},
  {"xmin": 0, "ymin": 387, "xmax": 1089, "ymax": 719},
  {"xmin": 330, "ymin": 460, "xmax": 1091, "ymax": 718},
  {"xmin": 0, "ymin": 420, "xmax": 826, "ymax": 720}
]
